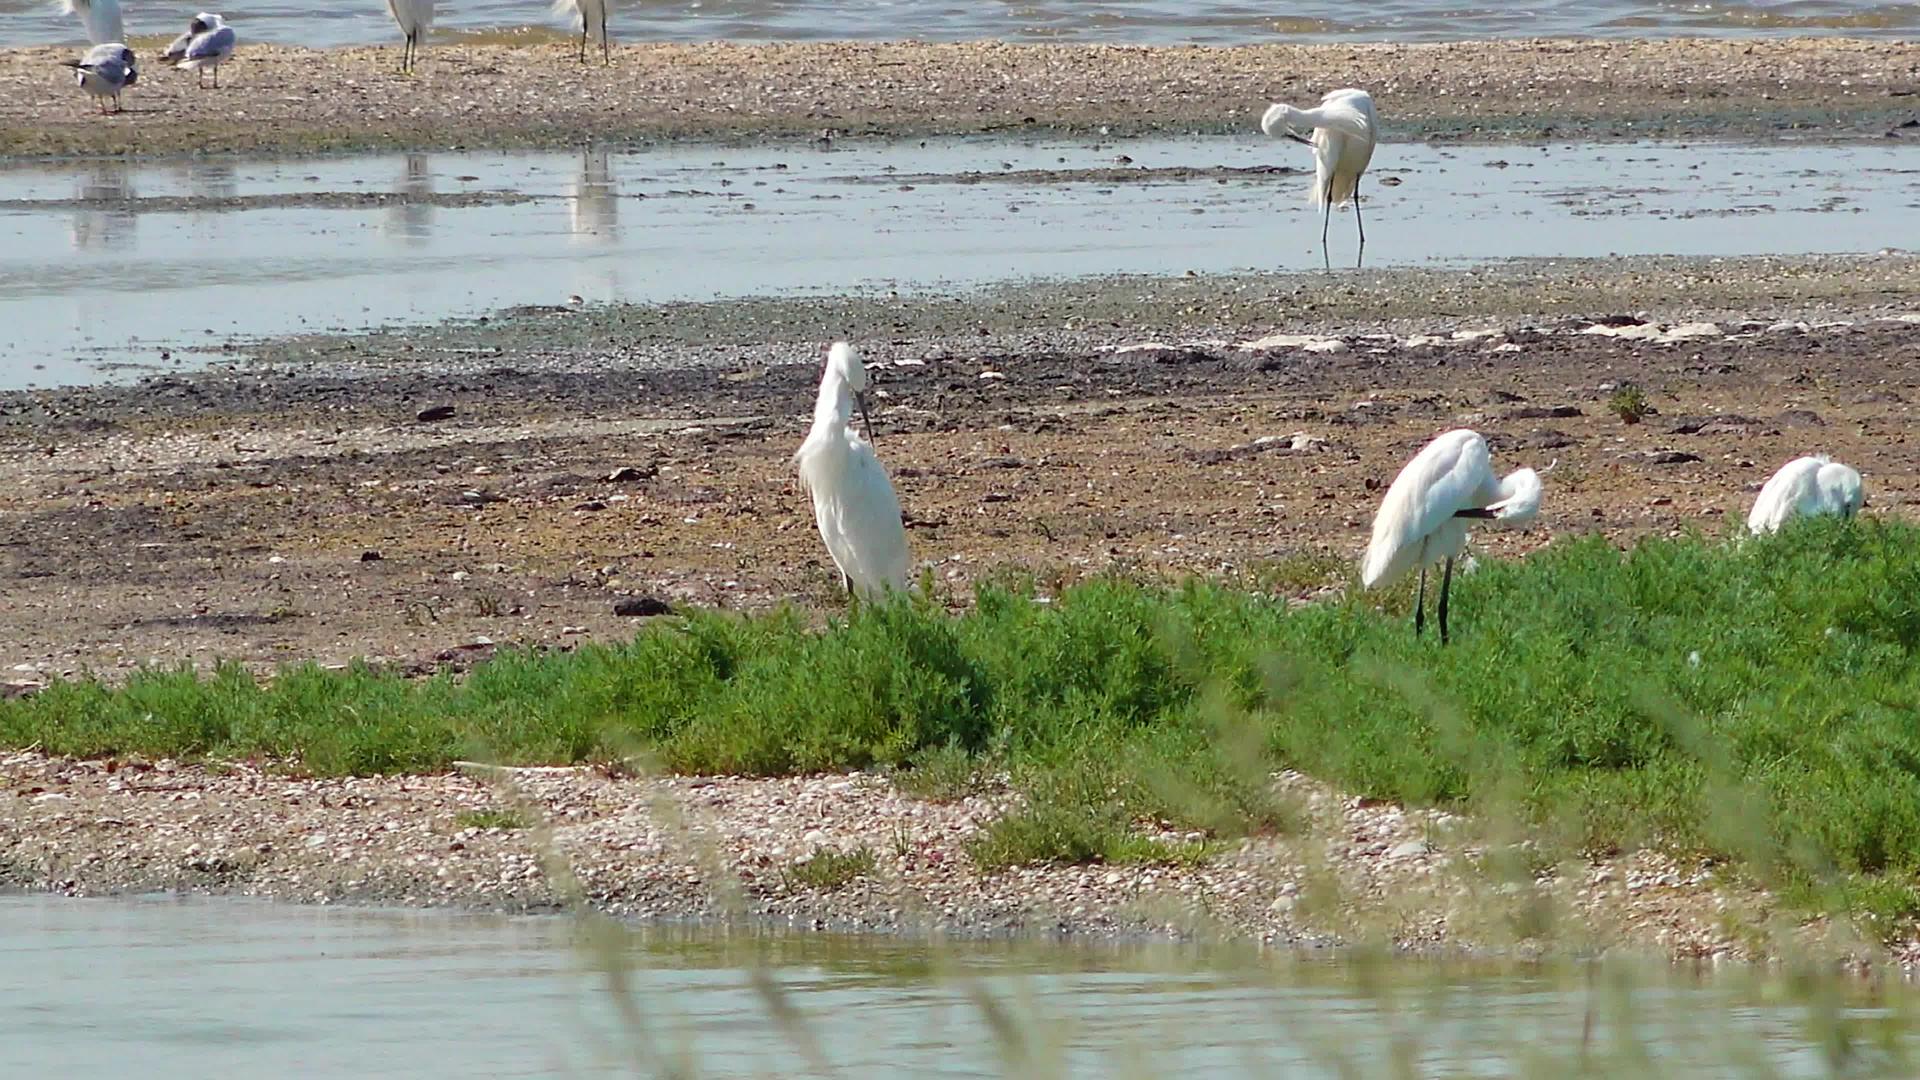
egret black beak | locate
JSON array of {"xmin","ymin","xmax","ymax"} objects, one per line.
[
  {"xmin": 856, "ymin": 391, "xmax": 875, "ymax": 442},
  {"xmin": 1284, "ymin": 130, "xmax": 1312, "ymax": 146}
]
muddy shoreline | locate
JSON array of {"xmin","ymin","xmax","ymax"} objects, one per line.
[
  {"xmin": 3, "ymin": 257, "xmax": 1919, "ymax": 679},
  {"xmin": 2, "ymin": 38, "xmax": 1917, "ymax": 158}
]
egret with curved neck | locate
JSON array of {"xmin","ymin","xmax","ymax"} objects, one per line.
[
  {"xmin": 1260, "ymin": 87, "xmax": 1378, "ymax": 269},
  {"xmin": 1361, "ymin": 429, "xmax": 1543, "ymax": 644},
  {"xmin": 794, "ymin": 342, "xmax": 912, "ymax": 602}
]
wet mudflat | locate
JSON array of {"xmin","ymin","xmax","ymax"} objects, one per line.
[{"xmin": 3, "ymin": 137, "xmax": 1917, "ymax": 389}]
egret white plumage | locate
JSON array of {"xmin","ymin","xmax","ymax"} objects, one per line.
[
  {"xmin": 553, "ymin": 0, "xmax": 612, "ymax": 65},
  {"xmin": 1747, "ymin": 455, "xmax": 1864, "ymax": 535},
  {"xmin": 794, "ymin": 342, "xmax": 912, "ymax": 602},
  {"xmin": 386, "ymin": 0, "xmax": 434, "ymax": 74},
  {"xmin": 1260, "ymin": 87, "xmax": 1378, "ymax": 269},
  {"xmin": 63, "ymin": 42, "xmax": 137, "ymax": 114},
  {"xmin": 60, "ymin": 0, "xmax": 123, "ymax": 45},
  {"xmin": 1361, "ymin": 429, "xmax": 1543, "ymax": 644},
  {"xmin": 162, "ymin": 13, "xmax": 235, "ymax": 89}
]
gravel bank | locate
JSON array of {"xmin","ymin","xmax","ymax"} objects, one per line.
[
  {"xmin": 2, "ymin": 38, "xmax": 1916, "ymax": 157},
  {"xmin": 0, "ymin": 750, "xmax": 1787, "ymax": 960}
]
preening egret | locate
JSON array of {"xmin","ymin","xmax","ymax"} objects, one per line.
[
  {"xmin": 63, "ymin": 42, "xmax": 137, "ymax": 114},
  {"xmin": 553, "ymin": 0, "xmax": 612, "ymax": 65},
  {"xmin": 1361, "ymin": 429, "xmax": 1543, "ymax": 644},
  {"xmin": 163, "ymin": 13, "xmax": 235, "ymax": 89},
  {"xmin": 794, "ymin": 342, "xmax": 912, "ymax": 602},
  {"xmin": 386, "ymin": 0, "xmax": 434, "ymax": 74},
  {"xmin": 1260, "ymin": 87, "xmax": 1378, "ymax": 269},
  {"xmin": 1747, "ymin": 455, "xmax": 1864, "ymax": 535},
  {"xmin": 60, "ymin": 0, "xmax": 123, "ymax": 46}
]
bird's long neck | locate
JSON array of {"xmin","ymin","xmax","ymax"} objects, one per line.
[{"xmin": 809, "ymin": 371, "xmax": 855, "ymax": 439}]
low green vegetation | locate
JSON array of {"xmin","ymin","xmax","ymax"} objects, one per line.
[
  {"xmin": 782, "ymin": 847, "xmax": 878, "ymax": 891},
  {"xmin": 7, "ymin": 518, "xmax": 1920, "ymax": 923}
]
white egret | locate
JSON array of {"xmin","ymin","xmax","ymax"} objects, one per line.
[
  {"xmin": 793, "ymin": 342, "xmax": 912, "ymax": 602},
  {"xmin": 553, "ymin": 0, "xmax": 612, "ymax": 65},
  {"xmin": 386, "ymin": 0, "xmax": 434, "ymax": 74},
  {"xmin": 1361, "ymin": 429, "xmax": 1543, "ymax": 644},
  {"xmin": 1260, "ymin": 87, "xmax": 1378, "ymax": 269},
  {"xmin": 1747, "ymin": 455, "xmax": 1864, "ymax": 535},
  {"xmin": 60, "ymin": 0, "xmax": 123, "ymax": 46},
  {"xmin": 163, "ymin": 13, "xmax": 235, "ymax": 89},
  {"xmin": 63, "ymin": 42, "xmax": 137, "ymax": 114}
]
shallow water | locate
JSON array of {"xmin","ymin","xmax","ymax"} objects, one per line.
[
  {"xmin": 0, "ymin": 136, "xmax": 1914, "ymax": 388},
  {"xmin": 9, "ymin": 0, "xmax": 1920, "ymax": 48},
  {"xmin": 0, "ymin": 895, "xmax": 1899, "ymax": 1077}
]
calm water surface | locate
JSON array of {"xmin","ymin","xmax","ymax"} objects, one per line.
[
  {"xmin": 7, "ymin": 0, "xmax": 1920, "ymax": 47},
  {"xmin": 0, "ymin": 137, "xmax": 1913, "ymax": 388},
  {"xmin": 0, "ymin": 895, "xmax": 1901, "ymax": 1077}
]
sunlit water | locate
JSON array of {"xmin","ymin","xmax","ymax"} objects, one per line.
[
  {"xmin": 6, "ymin": 0, "xmax": 1919, "ymax": 48},
  {"xmin": 0, "ymin": 137, "xmax": 1913, "ymax": 388},
  {"xmin": 0, "ymin": 895, "xmax": 1899, "ymax": 1077}
]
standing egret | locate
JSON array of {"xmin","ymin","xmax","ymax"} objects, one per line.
[
  {"xmin": 1747, "ymin": 455, "xmax": 1864, "ymax": 535},
  {"xmin": 1259, "ymin": 87, "xmax": 1378, "ymax": 269},
  {"xmin": 63, "ymin": 42, "xmax": 137, "ymax": 114},
  {"xmin": 163, "ymin": 13, "xmax": 236, "ymax": 89},
  {"xmin": 60, "ymin": 0, "xmax": 124, "ymax": 46},
  {"xmin": 794, "ymin": 342, "xmax": 912, "ymax": 602},
  {"xmin": 1361, "ymin": 429, "xmax": 1543, "ymax": 644},
  {"xmin": 554, "ymin": 0, "xmax": 612, "ymax": 65},
  {"xmin": 386, "ymin": 0, "xmax": 434, "ymax": 74}
]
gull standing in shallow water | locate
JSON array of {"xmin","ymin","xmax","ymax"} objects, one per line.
[
  {"xmin": 60, "ymin": 0, "xmax": 123, "ymax": 45},
  {"xmin": 1747, "ymin": 455, "xmax": 1864, "ymax": 535},
  {"xmin": 1260, "ymin": 87, "xmax": 1378, "ymax": 269},
  {"xmin": 794, "ymin": 342, "xmax": 912, "ymax": 602},
  {"xmin": 386, "ymin": 0, "xmax": 434, "ymax": 74},
  {"xmin": 162, "ymin": 13, "xmax": 236, "ymax": 88},
  {"xmin": 1361, "ymin": 429, "xmax": 1544, "ymax": 644},
  {"xmin": 63, "ymin": 42, "xmax": 137, "ymax": 114},
  {"xmin": 553, "ymin": 0, "xmax": 612, "ymax": 64}
]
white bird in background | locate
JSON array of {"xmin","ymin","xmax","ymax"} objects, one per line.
[
  {"xmin": 1747, "ymin": 455, "xmax": 1864, "ymax": 535},
  {"xmin": 162, "ymin": 13, "xmax": 236, "ymax": 89},
  {"xmin": 553, "ymin": 0, "xmax": 613, "ymax": 65},
  {"xmin": 1260, "ymin": 87, "xmax": 1378, "ymax": 270},
  {"xmin": 794, "ymin": 342, "xmax": 913, "ymax": 602},
  {"xmin": 63, "ymin": 42, "xmax": 137, "ymax": 114},
  {"xmin": 59, "ymin": 0, "xmax": 123, "ymax": 46},
  {"xmin": 1361, "ymin": 429, "xmax": 1544, "ymax": 644},
  {"xmin": 386, "ymin": 0, "xmax": 434, "ymax": 74}
]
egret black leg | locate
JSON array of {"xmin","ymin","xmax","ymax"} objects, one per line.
[
  {"xmin": 578, "ymin": 27, "xmax": 587, "ymax": 63},
  {"xmin": 1320, "ymin": 177, "xmax": 1333, "ymax": 271},
  {"xmin": 1438, "ymin": 557, "xmax": 1456, "ymax": 646},
  {"xmin": 1414, "ymin": 566, "xmax": 1427, "ymax": 639},
  {"xmin": 1353, "ymin": 179, "xmax": 1365, "ymax": 269},
  {"xmin": 600, "ymin": 9, "xmax": 610, "ymax": 64}
]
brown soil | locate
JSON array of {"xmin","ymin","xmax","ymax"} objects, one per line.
[
  {"xmin": 2, "ymin": 38, "xmax": 1917, "ymax": 157},
  {"xmin": 2, "ymin": 301, "xmax": 1917, "ymax": 680}
]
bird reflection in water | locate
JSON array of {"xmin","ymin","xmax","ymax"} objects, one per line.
[
  {"xmin": 569, "ymin": 145, "xmax": 618, "ymax": 244},
  {"xmin": 70, "ymin": 159, "xmax": 136, "ymax": 252},
  {"xmin": 384, "ymin": 152, "xmax": 435, "ymax": 244}
]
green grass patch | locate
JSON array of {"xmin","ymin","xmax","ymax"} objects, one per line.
[
  {"xmin": 781, "ymin": 847, "xmax": 878, "ymax": 891},
  {"xmin": 9, "ymin": 518, "xmax": 1920, "ymax": 924}
]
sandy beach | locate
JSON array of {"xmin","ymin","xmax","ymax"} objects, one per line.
[{"xmin": 1, "ymin": 38, "xmax": 1916, "ymax": 156}]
